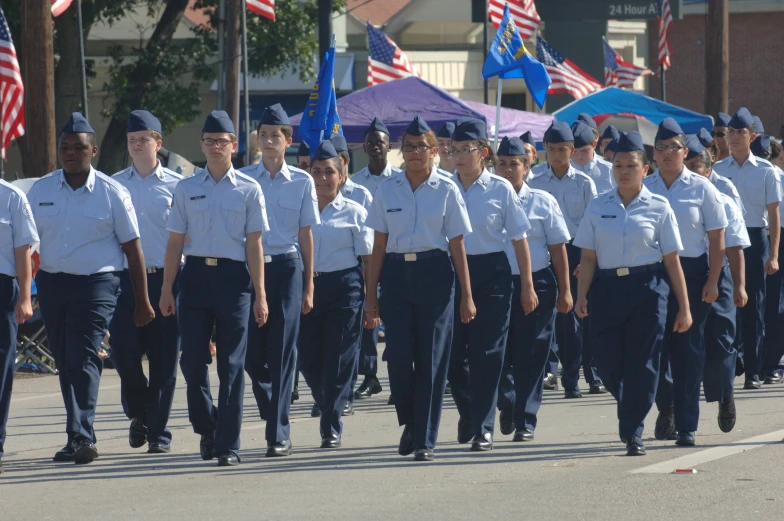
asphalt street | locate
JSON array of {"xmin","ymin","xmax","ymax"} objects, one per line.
[{"xmin": 2, "ymin": 343, "xmax": 784, "ymax": 521}]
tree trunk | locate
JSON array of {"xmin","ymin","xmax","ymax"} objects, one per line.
[{"xmin": 54, "ymin": 6, "xmax": 87, "ymax": 128}]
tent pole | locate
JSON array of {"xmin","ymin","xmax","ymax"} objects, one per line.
[{"xmin": 494, "ymin": 78, "xmax": 503, "ymax": 152}]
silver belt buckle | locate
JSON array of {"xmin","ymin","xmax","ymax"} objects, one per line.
[
  {"xmin": 404, "ymin": 253, "xmax": 417, "ymax": 262},
  {"xmin": 205, "ymin": 258, "xmax": 218, "ymax": 267},
  {"xmin": 314, "ymin": 271, "xmax": 321, "ymax": 278},
  {"xmin": 146, "ymin": 267, "xmax": 158, "ymax": 274},
  {"xmin": 264, "ymin": 255, "xmax": 272, "ymax": 264},
  {"xmin": 616, "ymin": 267, "xmax": 630, "ymax": 277}
]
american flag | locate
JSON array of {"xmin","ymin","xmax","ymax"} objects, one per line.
[
  {"xmin": 488, "ymin": 0, "xmax": 540, "ymax": 40},
  {"xmin": 0, "ymin": 8, "xmax": 23, "ymax": 160},
  {"xmin": 51, "ymin": 0, "xmax": 74, "ymax": 17},
  {"xmin": 536, "ymin": 36, "xmax": 601, "ymax": 100},
  {"xmin": 247, "ymin": 0, "xmax": 275, "ymax": 21},
  {"xmin": 658, "ymin": 0, "xmax": 673, "ymax": 69},
  {"xmin": 367, "ymin": 24, "xmax": 419, "ymax": 87},
  {"xmin": 603, "ymin": 39, "xmax": 654, "ymax": 88}
]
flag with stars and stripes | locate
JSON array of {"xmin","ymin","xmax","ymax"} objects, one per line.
[
  {"xmin": 536, "ymin": 36, "xmax": 601, "ymax": 100},
  {"xmin": 51, "ymin": 0, "xmax": 74, "ymax": 17},
  {"xmin": 0, "ymin": 8, "xmax": 24, "ymax": 159},
  {"xmin": 603, "ymin": 39, "xmax": 654, "ymax": 88},
  {"xmin": 367, "ymin": 23, "xmax": 419, "ymax": 87},
  {"xmin": 658, "ymin": 0, "xmax": 673, "ymax": 69},
  {"xmin": 488, "ymin": 0, "xmax": 540, "ymax": 40},
  {"xmin": 247, "ymin": 0, "xmax": 275, "ymax": 21}
]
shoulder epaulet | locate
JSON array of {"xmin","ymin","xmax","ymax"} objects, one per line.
[
  {"xmin": 161, "ymin": 167, "xmax": 184, "ymax": 180},
  {"xmin": 648, "ymin": 192, "xmax": 670, "ymax": 205}
]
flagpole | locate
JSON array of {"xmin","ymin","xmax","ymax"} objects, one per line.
[
  {"xmin": 660, "ymin": 65, "xmax": 666, "ymax": 102},
  {"xmin": 76, "ymin": 0, "xmax": 88, "ymax": 118},
  {"xmin": 241, "ymin": 0, "xmax": 250, "ymax": 165},
  {"xmin": 483, "ymin": 15, "xmax": 489, "ymax": 104},
  {"xmin": 494, "ymin": 78, "xmax": 503, "ymax": 152},
  {"xmin": 318, "ymin": 34, "xmax": 337, "ymax": 143}
]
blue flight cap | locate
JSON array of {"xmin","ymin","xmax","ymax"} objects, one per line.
[
  {"xmin": 753, "ymin": 115, "xmax": 765, "ymax": 134},
  {"xmin": 405, "ymin": 115, "xmax": 431, "ymax": 136},
  {"xmin": 365, "ymin": 117, "xmax": 390, "ymax": 137},
  {"xmin": 520, "ymin": 131, "xmax": 535, "ymax": 146},
  {"xmin": 697, "ymin": 128, "xmax": 714, "ymax": 146},
  {"xmin": 545, "ymin": 122, "xmax": 574, "ymax": 144},
  {"xmin": 313, "ymin": 140, "xmax": 339, "ymax": 161},
  {"xmin": 61, "ymin": 112, "xmax": 94, "ymax": 134},
  {"xmin": 685, "ymin": 136, "xmax": 705, "ymax": 160},
  {"xmin": 714, "ymin": 112, "xmax": 731, "ymax": 128},
  {"xmin": 729, "ymin": 108, "xmax": 754, "ymax": 130},
  {"xmin": 605, "ymin": 138, "xmax": 618, "ymax": 153},
  {"xmin": 655, "ymin": 117, "xmax": 684, "ymax": 142},
  {"xmin": 436, "ymin": 122, "xmax": 455, "ymax": 139},
  {"xmin": 751, "ymin": 135, "xmax": 772, "ymax": 158},
  {"xmin": 497, "ymin": 136, "xmax": 527, "ymax": 157},
  {"xmin": 297, "ymin": 141, "xmax": 310, "ymax": 156},
  {"xmin": 329, "ymin": 134, "xmax": 348, "ymax": 153},
  {"xmin": 577, "ymin": 113, "xmax": 597, "ymax": 130},
  {"xmin": 615, "ymin": 131, "xmax": 645, "ymax": 152},
  {"xmin": 260, "ymin": 103, "xmax": 290, "ymax": 126},
  {"xmin": 452, "ymin": 117, "xmax": 487, "ymax": 142},
  {"xmin": 570, "ymin": 121, "xmax": 594, "ymax": 148},
  {"xmin": 127, "ymin": 110, "xmax": 162, "ymax": 134},
  {"xmin": 202, "ymin": 110, "xmax": 235, "ymax": 134},
  {"xmin": 601, "ymin": 125, "xmax": 619, "ymax": 141}
]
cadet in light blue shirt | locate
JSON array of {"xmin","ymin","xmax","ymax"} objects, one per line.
[
  {"xmin": 446, "ymin": 119, "xmax": 533, "ymax": 452},
  {"xmin": 0, "ymin": 179, "xmax": 38, "ymax": 473},
  {"xmin": 364, "ymin": 115, "xmax": 473, "ymax": 462},
  {"xmin": 28, "ymin": 113, "xmax": 154, "ymax": 465},
  {"xmin": 238, "ymin": 104, "xmax": 319, "ymax": 457},
  {"xmin": 298, "ymin": 141, "xmax": 373, "ymax": 449},
  {"xmin": 644, "ymin": 118, "xmax": 727, "ymax": 447},
  {"xmin": 495, "ymin": 137, "xmax": 572, "ymax": 442},
  {"xmin": 571, "ymin": 121, "xmax": 615, "ymax": 195},
  {"xmin": 599, "ymin": 125, "xmax": 619, "ymax": 156},
  {"xmin": 436, "ymin": 122, "xmax": 456, "ymax": 174},
  {"xmin": 528, "ymin": 122, "xmax": 599, "ymax": 398},
  {"xmin": 161, "ymin": 110, "xmax": 269, "ymax": 467},
  {"xmin": 574, "ymin": 131, "xmax": 690, "ymax": 457},
  {"xmin": 329, "ymin": 134, "xmax": 373, "ymax": 210},
  {"xmin": 712, "ymin": 108, "xmax": 782, "ymax": 388},
  {"xmin": 108, "ymin": 110, "xmax": 184, "ymax": 454}
]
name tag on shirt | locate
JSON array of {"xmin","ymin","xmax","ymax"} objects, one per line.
[
  {"xmin": 190, "ymin": 195, "xmax": 206, "ymax": 201},
  {"xmin": 39, "ymin": 202, "xmax": 55, "ymax": 206},
  {"xmin": 600, "ymin": 215, "xmax": 617, "ymax": 219},
  {"xmin": 387, "ymin": 208, "xmax": 402, "ymax": 213}
]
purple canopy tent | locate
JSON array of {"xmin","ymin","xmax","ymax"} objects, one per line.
[{"xmin": 462, "ymin": 100, "xmax": 552, "ymax": 141}]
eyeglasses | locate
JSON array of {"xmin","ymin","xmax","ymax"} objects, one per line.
[
  {"xmin": 401, "ymin": 144, "xmax": 434, "ymax": 153},
  {"xmin": 654, "ymin": 144, "xmax": 685, "ymax": 152},
  {"xmin": 710, "ymin": 131, "xmax": 726, "ymax": 138},
  {"xmin": 449, "ymin": 147, "xmax": 482, "ymax": 156},
  {"xmin": 202, "ymin": 138, "xmax": 235, "ymax": 147}
]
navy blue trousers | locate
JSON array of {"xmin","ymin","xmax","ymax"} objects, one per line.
[
  {"xmin": 349, "ymin": 282, "xmax": 379, "ymax": 404},
  {"xmin": 497, "ymin": 267, "xmax": 558, "ymax": 432},
  {"xmin": 178, "ymin": 258, "xmax": 250, "ymax": 455},
  {"xmin": 762, "ymin": 227, "xmax": 784, "ymax": 378},
  {"xmin": 108, "ymin": 269, "xmax": 180, "ymax": 444},
  {"xmin": 735, "ymin": 227, "xmax": 768, "ymax": 382},
  {"xmin": 449, "ymin": 252, "xmax": 512, "ymax": 437},
  {"xmin": 37, "ymin": 270, "xmax": 120, "ymax": 443},
  {"xmin": 299, "ymin": 266, "xmax": 363, "ymax": 437},
  {"xmin": 380, "ymin": 250, "xmax": 454, "ymax": 449},
  {"xmin": 0, "ymin": 277, "xmax": 19, "ymax": 460},
  {"xmin": 589, "ymin": 268, "xmax": 668, "ymax": 440},
  {"xmin": 656, "ymin": 255, "xmax": 712, "ymax": 432},
  {"xmin": 703, "ymin": 266, "xmax": 737, "ymax": 403},
  {"xmin": 546, "ymin": 343, "xmax": 559, "ymax": 376},
  {"xmin": 246, "ymin": 257, "xmax": 301, "ymax": 443}
]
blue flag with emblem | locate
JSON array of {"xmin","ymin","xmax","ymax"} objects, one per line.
[
  {"xmin": 299, "ymin": 46, "xmax": 343, "ymax": 156},
  {"xmin": 481, "ymin": 4, "xmax": 551, "ymax": 109}
]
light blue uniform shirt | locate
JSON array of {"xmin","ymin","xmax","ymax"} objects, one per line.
[
  {"xmin": 717, "ymin": 193, "xmax": 750, "ymax": 268},
  {"xmin": 166, "ymin": 167, "xmax": 269, "ymax": 262},
  {"xmin": 239, "ymin": 162, "xmax": 320, "ymax": 255},
  {"xmin": 366, "ymin": 167, "xmax": 472, "ymax": 254},
  {"xmin": 643, "ymin": 168, "xmax": 728, "ymax": 258},
  {"xmin": 712, "ymin": 153, "xmax": 782, "ymax": 228},
  {"xmin": 314, "ymin": 192, "xmax": 373, "ymax": 273},
  {"xmin": 572, "ymin": 154, "xmax": 615, "ymax": 195},
  {"xmin": 341, "ymin": 178, "xmax": 372, "ymax": 210},
  {"xmin": 112, "ymin": 162, "xmax": 182, "ymax": 268},
  {"xmin": 529, "ymin": 162, "xmax": 548, "ymax": 181},
  {"xmin": 506, "ymin": 183, "xmax": 570, "ymax": 274},
  {"xmin": 527, "ymin": 165, "xmax": 597, "ymax": 238},
  {"xmin": 351, "ymin": 163, "xmax": 402, "ymax": 196},
  {"xmin": 708, "ymin": 170, "xmax": 744, "ymax": 215},
  {"xmin": 0, "ymin": 180, "xmax": 39, "ymax": 277},
  {"xmin": 452, "ymin": 170, "xmax": 530, "ymax": 255},
  {"xmin": 27, "ymin": 168, "xmax": 140, "ymax": 275},
  {"xmin": 573, "ymin": 186, "xmax": 683, "ymax": 269}
]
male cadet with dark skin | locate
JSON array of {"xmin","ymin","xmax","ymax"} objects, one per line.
[
  {"xmin": 28, "ymin": 113, "xmax": 155, "ymax": 465},
  {"xmin": 161, "ymin": 110, "xmax": 269, "ymax": 467},
  {"xmin": 712, "ymin": 112, "xmax": 732, "ymax": 162},
  {"xmin": 436, "ymin": 122, "xmax": 456, "ymax": 173},
  {"xmin": 297, "ymin": 142, "xmax": 311, "ymax": 173},
  {"xmin": 109, "ymin": 110, "xmax": 183, "ymax": 454}
]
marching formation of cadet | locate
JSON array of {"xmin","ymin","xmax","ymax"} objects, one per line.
[{"xmin": 1, "ymin": 104, "xmax": 783, "ymax": 473}]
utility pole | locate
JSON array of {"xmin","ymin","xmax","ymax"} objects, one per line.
[
  {"xmin": 705, "ymin": 0, "xmax": 729, "ymax": 115},
  {"xmin": 319, "ymin": 0, "xmax": 333, "ymax": 64},
  {"xmin": 224, "ymin": 0, "xmax": 242, "ymax": 133},
  {"xmin": 20, "ymin": 0, "xmax": 56, "ymax": 176},
  {"xmin": 217, "ymin": 0, "xmax": 226, "ymax": 110}
]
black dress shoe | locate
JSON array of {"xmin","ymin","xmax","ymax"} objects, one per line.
[
  {"xmin": 675, "ymin": 431, "xmax": 695, "ymax": 446},
  {"xmin": 513, "ymin": 429, "xmax": 534, "ymax": 442},
  {"xmin": 718, "ymin": 397, "xmax": 736, "ymax": 433},
  {"xmin": 414, "ymin": 447, "xmax": 434, "ymax": 461},
  {"xmin": 73, "ymin": 438, "xmax": 99, "ymax": 464},
  {"xmin": 53, "ymin": 441, "xmax": 77, "ymax": 462},
  {"xmin": 354, "ymin": 376, "xmax": 383, "ymax": 399},
  {"xmin": 589, "ymin": 381, "xmax": 608, "ymax": 394},
  {"xmin": 764, "ymin": 373, "xmax": 782, "ymax": 385},
  {"xmin": 744, "ymin": 379, "xmax": 761, "ymax": 390},
  {"xmin": 499, "ymin": 406, "xmax": 514, "ymax": 436},
  {"xmin": 444, "ymin": 382, "xmax": 452, "ymax": 395},
  {"xmin": 129, "ymin": 418, "xmax": 147, "ymax": 449},
  {"xmin": 626, "ymin": 437, "xmax": 646, "ymax": 456},
  {"xmin": 342, "ymin": 402, "xmax": 354, "ymax": 416},
  {"xmin": 147, "ymin": 442, "xmax": 171, "ymax": 454},
  {"xmin": 217, "ymin": 452, "xmax": 240, "ymax": 466},
  {"xmin": 311, "ymin": 403, "xmax": 322, "ymax": 417},
  {"xmin": 457, "ymin": 416, "xmax": 472, "ymax": 444},
  {"xmin": 320, "ymin": 433, "xmax": 342, "ymax": 449},
  {"xmin": 735, "ymin": 358, "xmax": 745, "ymax": 377},
  {"xmin": 564, "ymin": 389, "xmax": 582, "ymax": 399},
  {"xmin": 266, "ymin": 439, "xmax": 293, "ymax": 457},
  {"xmin": 398, "ymin": 425, "xmax": 414, "ymax": 456},
  {"xmin": 200, "ymin": 433, "xmax": 215, "ymax": 461},
  {"xmin": 470, "ymin": 433, "xmax": 493, "ymax": 451},
  {"xmin": 387, "ymin": 394, "xmax": 395, "ymax": 405},
  {"xmin": 543, "ymin": 373, "xmax": 558, "ymax": 391},
  {"xmin": 654, "ymin": 406, "xmax": 675, "ymax": 440}
]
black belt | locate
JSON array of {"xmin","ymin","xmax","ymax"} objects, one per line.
[
  {"xmin": 264, "ymin": 252, "xmax": 300, "ymax": 264},
  {"xmin": 186, "ymin": 256, "xmax": 243, "ymax": 267},
  {"xmin": 597, "ymin": 263, "xmax": 662, "ymax": 278},
  {"xmin": 387, "ymin": 249, "xmax": 447, "ymax": 262}
]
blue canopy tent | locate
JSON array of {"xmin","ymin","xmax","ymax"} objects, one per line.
[{"xmin": 553, "ymin": 87, "xmax": 713, "ymax": 135}]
